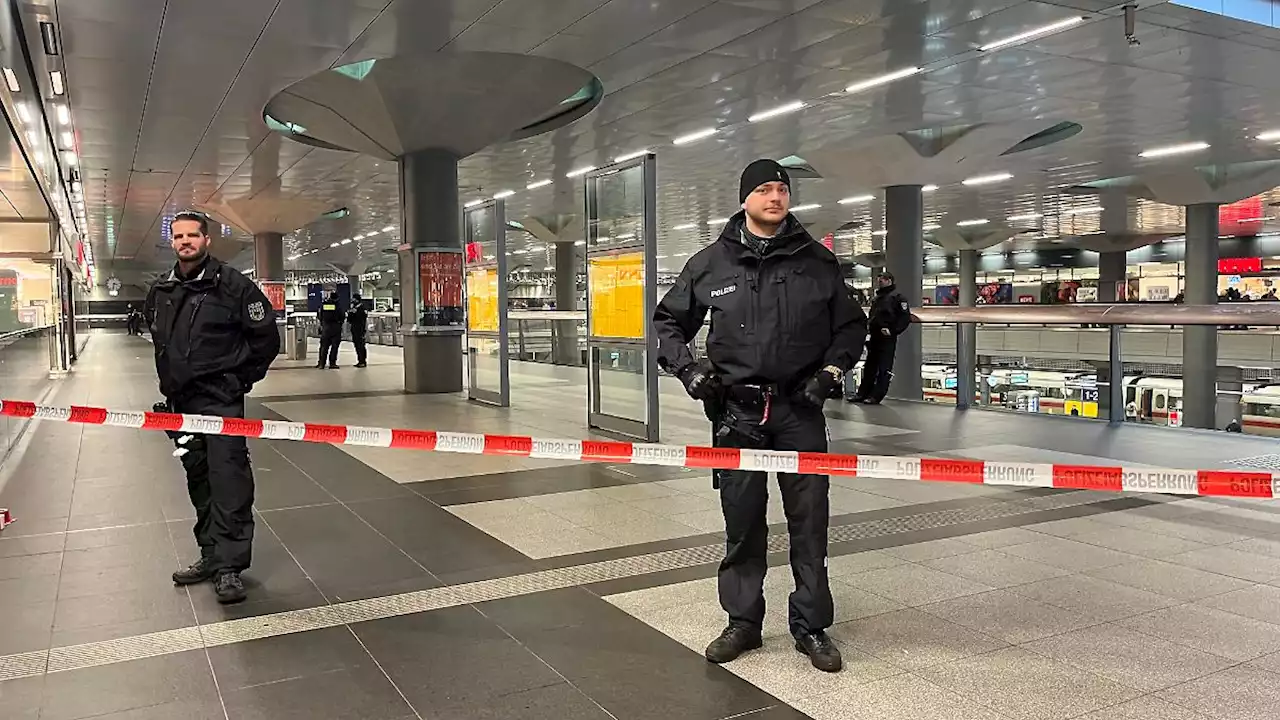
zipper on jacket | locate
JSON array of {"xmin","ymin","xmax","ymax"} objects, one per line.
[{"xmin": 185, "ymin": 293, "xmax": 207, "ymax": 361}]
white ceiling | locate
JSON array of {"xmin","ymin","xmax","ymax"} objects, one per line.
[{"xmin": 32, "ymin": 0, "xmax": 1280, "ymax": 281}]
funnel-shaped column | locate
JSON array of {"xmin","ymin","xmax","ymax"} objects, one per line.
[
  {"xmin": 1184, "ymin": 203, "xmax": 1219, "ymax": 430},
  {"xmin": 885, "ymin": 185, "xmax": 923, "ymax": 401},
  {"xmin": 399, "ymin": 149, "xmax": 464, "ymax": 394},
  {"xmin": 254, "ymin": 232, "xmax": 284, "ymax": 281}
]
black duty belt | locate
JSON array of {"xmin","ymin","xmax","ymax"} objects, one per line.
[{"xmin": 724, "ymin": 383, "xmax": 783, "ymax": 425}]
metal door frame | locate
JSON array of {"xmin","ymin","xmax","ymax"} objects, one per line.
[
  {"xmin": 463, "ymin": 199, "xmax": 509, "ymax": 407},
  {"xmin": 584, "ymin": 153, "xmax": 659, "ymax": 441}
]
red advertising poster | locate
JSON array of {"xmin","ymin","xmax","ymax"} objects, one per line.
[
  {"xmin": 1218, "ymin": 257, "xmax": 1262, "ymax": 274},
  {"xmin": 1219, "ymin": 197, "xmax": 1263, "ymax": 237},
  {"xmin": 259, "ymin": 281, "xmax": 286, "ymax": 312},
  {"xmin": 418, "ymin": 251, "xmax": 464, "ymax": 326}
]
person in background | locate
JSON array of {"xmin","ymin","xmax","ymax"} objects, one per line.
[
  {"xmin": 145, "ymin": 210, "xmax": 279, "ymax": 604},
  {"xmin": 846, "ymin": 271, "xmax": 912, "ymax": 404},
  {"xmin": 347, "ymin": 293, "xmax": 369, "ymax": 368},
  {"xmin": 125, "ymin": 304, "xmax": 140, "ymax": 335},
  {"xmin": 316, "ymin": 289, "xmax": 343, "ymax": 369}
]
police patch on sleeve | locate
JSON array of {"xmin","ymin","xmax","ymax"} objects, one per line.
[
  {"xmin": 248, "ymin": 301, "xmax": 265, "ymax": 322},
  {"xmin": 900, "ymin": 301, "xmax": 909, "ymax": 311}
]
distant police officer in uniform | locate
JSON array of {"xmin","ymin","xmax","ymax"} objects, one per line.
[
  {"xmin": 317, "ymin": 289, "xmax": 343, "ymax": 369},
  {"xmin": 347, "ymin": 293, "xmax": 369, "ymax": 368},
  {"xmin": 654, "ymin": 159, "xmax": 867, "ymax": 673},
  {"xmin": 847, "ymin": 271, "xmax": 912, "ymax": 404},
  {"xmin": 146, "ymin": 210, "xmax": 280, "ymax": 604}
]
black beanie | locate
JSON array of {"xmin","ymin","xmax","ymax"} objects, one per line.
[{"xmin": 739, "ymin": 159, "xmax": 790, "ymax": 204}]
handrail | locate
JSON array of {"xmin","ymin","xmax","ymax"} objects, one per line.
[
  {"xmin": 0, "ymin": 324, "xmax": 54, "ymax": 343},
  {"xmin": 912, "ymin": 304, "xmax": 1280, "ymax": 326}
]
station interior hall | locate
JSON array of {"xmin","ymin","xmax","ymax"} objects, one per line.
[{"xmin": 6, "ymin": 2, "xmax": 1280, "ymax": 719}]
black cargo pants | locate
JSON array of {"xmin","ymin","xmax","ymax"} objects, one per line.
[
  {"xmin": 171, "ymin": 391, "xmax": 255, "ymax": 574},
  {"xmin": 712, "ymin": 394, "xmax": 832, "ymax": 638},
  {"xmin": 856, "ymin": 333, "xmax": 897, "ymax": 401},
  {"xmin": 351, "ymin": 330, "xmax": 367, "ymax": 365},
  {"xmin": 318, "ymin": 324, "xmax": 342, "ymax": 367}
]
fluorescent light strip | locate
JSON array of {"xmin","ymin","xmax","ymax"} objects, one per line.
[
  {"xmin": 15, "ymin": 103, "xmax": 30, "ymax": 123},
  {"xmin": 922, "ymin": 184, "xmax": 938, "ymax": 192},
  {"xmin": 1138, "ymin": 141, "xmax": 1209, "ymax": 158},
  {"xmin": 922, "ymin": 224, "xmax": 941, "ymax": 231},
  {"xmin": 790, "ymin": 203, "xmax": 821, "ymax": 212},
  {"xmin": 845, "ymin": 66, "xmax": 920, "ymax": 94},
  {"xmin": 838, "ymin": 194, "xmax": 875, "ymax": 205},
  {"xmin": 871, "ymin": 230, "xmax": 887, "ymax": 236},
  {"xmin": 1257, "ymin": 130, "xmax": 1280, "ymax": 142},
  {"xmin": 1007, "ymin": 213, "xmax": 1042, "ymax": 222},
  {"xmin": 748, "ymin": 100, "xmax": 805, "ymax": 123},
  {"xmin": 565, "ymin": 166, "xmax": 595, "ymax": 178},
  {"xmin": 956, "ymin": 218, "xmax": 989, "ymax": 226},
  {"xmin": 50, "ymin": 70, "xmax": 64, "ymax": 95},
  {"xmin": 382, "ymin": 225, "xmax": 395, "ymax": 232},
  {"xmin": 1062, "ymin": 206, "xmax": 1102, "ymax": 216},
  {"xmin": 962, "ymin": 172, "xmax": 1012, "ymax": 186},
  {"xmin": 614, "ymin": 149, "xmax": 649, "ymax": 163},
  {"xmin": 526, "ymin": 179, "xmax": 552, "ymax": 190},
  {"xmin": 464, "ymin": 199, "xmax": 483, "ymax": 207},
  {"xmin": 492, "ymin": 190, "xmax": 515, "ymax": 199},
  {"xmin": 673, "ymin": 127, "xmax": 718, "ymax": 145},
  {"xmin": 979, "ymin": 16, "xmax": 1085, "ymax": 52},
  {"xmin": 59, "ymin": 131, "xmax": 72, "ymax": 148},
  {"xmin": 56, "ymin": 104, "xmax": 69, "ymax": 125},
  {"xmin": 673, "ymin": 223, "xmax": 696, "ymax": 230},
  {"xmin": 2, "ymin": 68, "xmax": 18, "ymax": 93},
  {"xmin": 707, "ymin": 218, "xmax": 729, "ymax": 225}
]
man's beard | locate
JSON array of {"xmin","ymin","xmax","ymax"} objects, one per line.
[{"xmin": 176, "ymin": 247, "xmax": 207, "ymax": 264}]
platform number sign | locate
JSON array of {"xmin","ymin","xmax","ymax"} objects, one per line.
[{"xmin": 1082, "ymin": 388, "xmax": 1099, "ymax": 404}]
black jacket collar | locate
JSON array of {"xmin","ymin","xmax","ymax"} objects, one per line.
[
  {"xmin": 158, "ymin": 256, "xmax": 222, "ymax": 290},
  {"xmin": 716, "ymin": 211, "xmax": 817, "ymax": 260}
]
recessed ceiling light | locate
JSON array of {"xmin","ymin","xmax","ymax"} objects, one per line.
[
  {"xmin": 872, "ymin": 230, "xmax": 887, "ymax": 236},
  {"xmin": 1138, "ymin": 141, "xmax": 1209, "ymax": 158},
  {"xmin": 707, "ymin": 218, "xmax": 729, "ymax": 225},
  {"xmin": 673, "ymin": 127, "xmax": 718, "ymax": 145},
  {"xmin": 845, "ymin": 67, "xmax": 920, "ymax": 94},
  {"xmin": 382, "ymin": 225, "xmax": 395, "ymax": 233},
  {"xmin": 979, "ymin": 17, "xmax": 1086, "ymax": 52},
  {"xmin": 574, "ymin": 240, "xmax": 586, "ymax": 246},
  {"xmin": 673, "ymin": 223, "xmax": 696, "ymax": 230},
  {"xmin": 614, "ymin": 149, "xmax": 649, "ymax": 163},
  {"xmin": 1257, "ymin": 130, "xmax": 1280, "ymax": 142},
  {"xmin": 2, "ymin": 68, "xmax": 18, "ymax": 93},
  {"xmin": 492, "ymin": 190, "xmax": 515, "ymax": 199},
  {"xmin": 922, "ymin": 223, "xmax": 941, "ymax": 231},
  {"xmin": 464, "ymin": 199, "xmax": 483, "ymax": 207},
  {"xmin": 962, "ymin": 172, "xmax": 1012, "ymax": 186},
  {"xmin": 748, "ymin": 100, "xmax": 805, "ymax": 123},
  {"xmin": 59, "ymin": 131, "xmax": 72, "ymax": 148},
  {"xmin": 56, "ymin": 104, "xmax": 69, "ymax": 125},
  {"xmin": 1007, "ymin": 213, "xmax": 1043, "ymax": 221},
  {"xmin": 790, "ymin": 203, "xmax": 821, "ymax": 212},
  {"xmin": 49, "ymin": 70, "xmax": 64, "ymax": 95},
  {"xmin": 922, "ymin": 184, "xmax": 938, "ymax": 192},
  {"xmin": 956, "ymin": 218, "xmax": 989, "ymax": 226},
  {"xmin": 1062, "ymin": 206, "xmax": 1102, "ymax": 215},
  {"xmin": 526, "ymin": 179, "xmax": 551, "ymax": 190},
  {"xmin": 330, "ymin": 242, "xmax": 340, "ymax": 248},
  {"xmin": 838, "ymin": 194, "xmax": 875, "ymax": 204},
  {"xmin": 565, "ymin": 166, "xmax": 595, "ymax": 177}
]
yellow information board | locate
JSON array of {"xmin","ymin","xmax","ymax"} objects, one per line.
[
  {"xmin": 588, "ymin": 252, "xmax": 644, "ymax": 339},
  {"xmin": 466, "ymin": 267, "xmax": 499, "ymax": 332}
]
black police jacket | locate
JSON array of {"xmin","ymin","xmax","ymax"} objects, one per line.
[
  {"xmin": 653, "ymin": 212, "xmax": 868, "ymax": 390},
  {"xmin": 318, "ymin": 297, "xmax": 344, "ymax": 328},
  {"xmin": 145, "ymin": 256, "xmax": 281, "ymax": 401},
  {"xmin": 347, "ymin": 305, "xmax": 368, "ymax": 335},
  {"xmin": 868, "ymin": 284, "xmax": 912, "ymax": 336}
]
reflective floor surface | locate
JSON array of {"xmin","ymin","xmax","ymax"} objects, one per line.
[{"xmin": 1, "ymin": 333, "xmax": 1279, "ymax": 719}]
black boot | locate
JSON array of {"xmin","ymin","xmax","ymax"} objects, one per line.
[
  {"xmin": 705, "ymin": 625, "xmax": 763, "ymax": 664},
  {"xmin": 172, "ymin": 557, "xmax": 215, "ymax": 585},
  {"xmin": 214, "ymin": 571, "xmax": 247, "ymax": 605},
  {"xmin": 795, "ymin": 631, "xmax": 842, "ymax": 672}
]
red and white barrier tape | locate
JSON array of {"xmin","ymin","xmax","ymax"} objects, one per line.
[{"xmin": 2, "ymin": 398, "xmax": 1277, "ymax": 500}]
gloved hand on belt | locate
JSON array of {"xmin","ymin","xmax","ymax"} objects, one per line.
[
  {"xmin": 678, "ymin": 361, "xmax": 722, "ymax": 401},
  {"xmin": 797, "ymin": 366, "xmax": 843, "ymax": 408}
]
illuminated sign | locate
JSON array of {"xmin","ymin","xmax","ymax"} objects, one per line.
[{"xmin": 1218, "ymin": 257, "xmax": 1262, "ymax": 274}]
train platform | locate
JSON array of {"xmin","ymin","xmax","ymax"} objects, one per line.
[{"xmin": 2, "ymin": 333, "xmax": 1280, "ymax": 720}]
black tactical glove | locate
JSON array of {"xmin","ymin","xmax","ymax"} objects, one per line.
[
  {"xmin": 798, "ymin": 366, "xmax": 843, "ymax": 408},
  {"xmin": 678, "ymin": 362, "xmax": 722, "ymax": 402}
]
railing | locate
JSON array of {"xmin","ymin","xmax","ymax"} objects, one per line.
[{"xmin": 900, "ymin": 304, "xmax": 1280, "ymax": 435}]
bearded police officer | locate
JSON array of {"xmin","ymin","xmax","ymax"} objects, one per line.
[
  {"xmin": 847, "ymin": 271, "xmax": 912, "ymax": 404},
  {"xmin": 146, "ymin": 210, "xmax": 280, "ymax": 604},
  {"xmin": 653, "ymin": 159, "xmax": 867, "ymax": 672}
]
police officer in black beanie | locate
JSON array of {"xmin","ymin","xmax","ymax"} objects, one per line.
[{"xmin": 653, "ymin": 158, "xmax": 867, "ymax": 672}]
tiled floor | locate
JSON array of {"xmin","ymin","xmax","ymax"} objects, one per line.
[{"xmin": 2, "ymin": 331, "xmax": 1280, "ymax": 719}]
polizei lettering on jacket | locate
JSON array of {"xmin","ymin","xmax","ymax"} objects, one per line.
[
  {"xmin": 710, "ymin": 284, "xmax": 737, "ymax": 298},
  {"xmin": 1121, "ymin": 469, "xmax": 1197, "ymax": 494}
]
